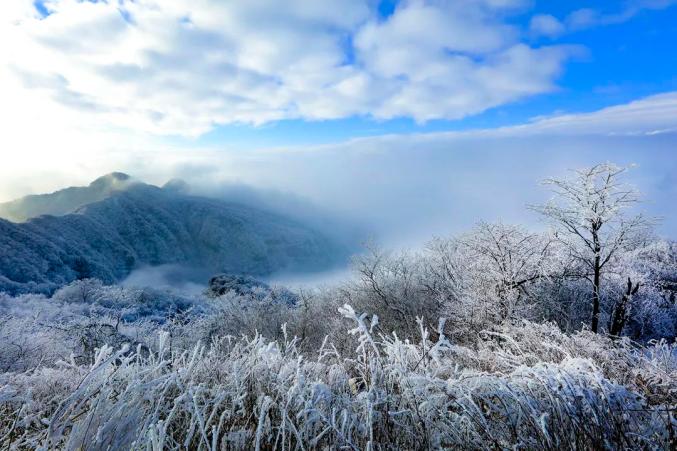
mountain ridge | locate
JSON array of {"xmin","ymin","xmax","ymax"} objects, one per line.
[
  {"xmin": 0, "ymin": 175, "xmax": 345, "ymax": 294},
  {"xmin": 0, "ymin": 172, "xmax": 138, "ymax": 222}
]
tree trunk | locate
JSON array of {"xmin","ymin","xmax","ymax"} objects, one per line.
[
  {"xmin": 591, "ymin": 254, "xmax": 601, "ymax": 333},
  {"xmin": 609, "ymin": 278, "xmax": 640, "ymax": 337}
]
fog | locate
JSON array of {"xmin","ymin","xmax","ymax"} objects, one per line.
[
  {"xmin": 121, "ymin": 262, "xmax": 355, "ymax": 294},
  {"xmin": 155, "ymin": 134, "xmax": 677, "ymax": 248},
  {"xmin": 185, "ymin": 182, "xmax": 366, "ymax": 251},
  {"xmin": 265, "ymin": 267, "xmax": 355, "ymax": 290},
  {"xmin": 3, "ymin": 133, "xmax": 677, "ymax": 252},
  {"xmin": 121, "ymin": 264, "xmax": 209, "ymax": 296},
  {"xmin": 2, "ymin": 93, "xmax": 677, "ymax": 257},
  {"xmin": 54, "ymin": 132, "xmax": 677, "ymax": 292}
]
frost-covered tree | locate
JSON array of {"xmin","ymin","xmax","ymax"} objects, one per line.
[
  {"xmin": 460, "ymin": 222, "xmax": 556, "ymax": 320},
  {"xmin": 531, "ymin": 164, "xmax": 653, "ymax": 333},
  {"xmin": 604, "ymin": 240, "xmax": 677, "ymax": 339},
  {"xmin": 348, "ymin": 244, "xmax": 436, "ymax": 337},
  {"xmin": 420, "ymin": 223, "xmax": 557, "ymax": 338}
]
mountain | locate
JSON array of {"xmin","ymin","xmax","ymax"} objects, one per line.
[
  {"xmin": 0, "ymin": 172, "xmax": 136, "ymax": 222},
  {"xmin": 0, "ymin": 174, "xmax": 345, "ymax": 294}
]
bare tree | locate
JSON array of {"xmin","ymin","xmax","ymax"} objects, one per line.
[
  {"xmin": 530, "ymin": 163, "xmax": 653, "ymax": 333},
  {"xmin": 460, "ymin": 222, "xmax": 555, "ymax": 320}
]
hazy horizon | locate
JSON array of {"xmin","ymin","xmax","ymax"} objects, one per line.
[{"xmin": 3, "ymin": 136, "xmax": 676, "ymax": 248}]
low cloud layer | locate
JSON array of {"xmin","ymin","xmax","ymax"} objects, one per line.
[{"xmin": 1, "ymin": 93, "xmax": 676, "ymax": 247}]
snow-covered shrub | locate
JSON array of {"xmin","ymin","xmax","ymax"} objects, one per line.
[
  {"xmin": 0, "ymin": 365, "xmax": 87, "ymax": 449},
  {"xmin": 192, "ymin": 290, "xmax": 295, "ymax": 344},
  {"xmin": 0, "ymin": 281, "xmax": 212, "ymax": 370},
  {"xmin": 206, "ymin": 274, "xmax": 299, "ymax": 306},
  {"xmin": 474, "ymin": 320, "xmax": 677, "ymax": 405},
  {"xmin": 1, "ymin": 229, "xmax": 676, "ymax": 448}
]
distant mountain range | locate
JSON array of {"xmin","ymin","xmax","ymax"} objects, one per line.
[{"xmin": 0, "ymin": 173, "xmax": 345, "ymax": 294}]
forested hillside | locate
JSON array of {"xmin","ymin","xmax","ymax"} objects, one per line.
[{"xmin": 0, "ymin": 175, "xmax": 343, "ymax": 294}]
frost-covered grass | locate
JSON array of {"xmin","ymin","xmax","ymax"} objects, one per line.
[{"xmin": 1, "ymin": 305, "xmax": 675, "ymax": 450}]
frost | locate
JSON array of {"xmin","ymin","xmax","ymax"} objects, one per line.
[{"xmin": 1, "ymin": 303, "xmax": 675, "ymax": 450}]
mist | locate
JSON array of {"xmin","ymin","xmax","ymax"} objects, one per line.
[
  {"xmin": 143, "ymin": 134, "xmax": 677, "ymax": 249},
  {"xmin": 121, "ymin": 264, "xmax": 210, "ymax": 296},
  {"xmin": 121, "ymin": 262, "xmax": 355, "ymax": 294},
  {"xmin": 3, "ymin": 87, "xmax": 677, "ymax": 254},
  {"xmin": 183, "ymin": 182, "xmax": 367, "ymax": 252},
  {"xmin": 3, "ymin": 132, "xmax": 677, "ymax": 254},
  {"xmin": 109, "ymin": 132, "xmax": 675, "ymax": 291}
]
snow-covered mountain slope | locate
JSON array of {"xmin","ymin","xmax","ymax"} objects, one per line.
[
  {"xmin": 0, "ymin": 175, "xmax": 344, "ymax": 294},
  {"xmin": 0, "ymin": 172, "xmax": 137, "ymax": 222}
]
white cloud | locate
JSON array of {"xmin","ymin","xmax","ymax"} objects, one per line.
[
  {"xmin": 568, "ymin": 1, "xmax": 677, "ymax": 28},
  {"xmin": 534, "ymin": 0, "xmax": 677, "ymax": 35},
  {"xmin": 0, "ymin": 0, "xmax": 576, "ymax": 135},
  {"xmin": 511, "ymin": 92, "xmax": 677, "ymax": 136},
  {"xmin": 529, "ymin": 14, "xmax": 565, "ymax": 38}
]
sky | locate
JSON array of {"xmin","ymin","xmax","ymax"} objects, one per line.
[{"xmin": 0, "ymin": 0, "xmax": 676, "ymax": 245}]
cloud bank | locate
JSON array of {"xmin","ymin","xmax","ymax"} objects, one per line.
[
  {"xmin": 1, "ymin": 92, "xmax": 676, "ymax": 246},
  {"xmin": 1, "ymin": 0, "xmax": 576, "ymax": 135}
]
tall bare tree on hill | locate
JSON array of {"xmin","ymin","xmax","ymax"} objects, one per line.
[{"xmin": 531, "ymin": 163, "xmax": 653, "ymax": 333}]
